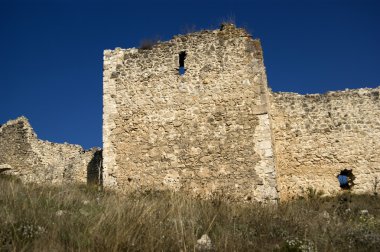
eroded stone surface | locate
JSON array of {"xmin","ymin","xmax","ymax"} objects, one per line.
[
  {"xmin": 103, "ymin": 24, "xmax": 278, "ymax": 202},
  {"xmin": 3, "ymin": 24, "xmax": 378, "ymax": 203},
  {"xmin": 270, "ymin": 88, "xmax": 380, "ymax": 199},
  {"xmin": 0, "ymin": 117, "xmax": 102, "ymax": 185}
]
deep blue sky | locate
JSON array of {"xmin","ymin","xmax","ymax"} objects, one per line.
[{"xmin": 1, "ymin": 0, "xmax": 379, "ymax": 149}]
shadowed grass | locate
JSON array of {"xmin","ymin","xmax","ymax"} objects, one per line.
[{"xmin": 1, "ymin": 174, "xmax": 380, "ymax": 251}]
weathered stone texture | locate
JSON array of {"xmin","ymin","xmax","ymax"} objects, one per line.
[
  {"xmin": 0, "ymin": 117, "xmax": 102, "ymax": 185},
  {"xmin": 3, "ymin": 26, "xmax": 378, "ymax": 201},
  {"xmin": 271, "ymin": 88, "xmax": 380, "ymax": 199},
  {"xmin": 103, "ymin": 24, "xmax": 278, "ymax": 202}
]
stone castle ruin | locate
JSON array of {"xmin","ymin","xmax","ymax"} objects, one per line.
[
  {"xmin": 1, "ymin": 24, "xmax": 379, "ymax": 202},
  {"xmin": 0, "ymin": 117, "xmax": 102, "ymax": 185},
  {"xmin": 103, "ymin": 23, "xmax": 380, "ymax": 202},
  {"xmin": 272, "ymin": 89, "xmax": 380, "ymax": 199}
]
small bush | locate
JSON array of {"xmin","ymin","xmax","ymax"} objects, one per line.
[
  {"xmin": 181, "ymin": 24, "xmax": 197, "ymax": 34},
  {"xmin": 220, "ymin": 14, "xmax": 236, "ymax": 25},
  {"xmin": 139, "ymin": 39, "xmax": 157, "ymax": 50}
]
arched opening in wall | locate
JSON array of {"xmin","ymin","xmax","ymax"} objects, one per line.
[
  {"xmin": 178, "ymin": 51, "xmax": 187, "ymax": 75},
  {"xmin": 337, "ymin": 169, "xmax": 355, "ymax": 189}
]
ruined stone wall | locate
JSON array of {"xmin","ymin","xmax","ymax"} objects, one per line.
[
  {"xmin": 103, "ymin": 24, "xmax": 278, "ymax": 202},
  {"xmin": 271, "ymin": 88, "xmax": 380, "ymax": 200},
  {"xmin": 0, "ymin": 117, "xmax": 102, "ymax": 185}
]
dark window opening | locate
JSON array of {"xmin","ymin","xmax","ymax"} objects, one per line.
[
  {"xmin": 179, "ymin": 51, "xmax": 187, "ymax": 75},
  {"xmin": 337, "ymin": 169, "xmax": 355, "ymax": 189}
]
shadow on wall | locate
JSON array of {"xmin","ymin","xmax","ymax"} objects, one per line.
[
  {"xmin": 0, "ymin": 164, "xmax": 12, "ymax": 174},
  {"xmin": 0, "ymin": 168, "xmax": 11, "ymax": 174},
  {"xmin": 87, "ymin": 150, "xmax": 103, "ymax": 187}
]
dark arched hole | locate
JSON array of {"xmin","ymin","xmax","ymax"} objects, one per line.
[
  {"xmin": 337, "ymin": 169, "xmax": 355, "ymax": 189},
  {"xmin": 179, "ymin": 51, "xmax": 187, "ymax": 75}
]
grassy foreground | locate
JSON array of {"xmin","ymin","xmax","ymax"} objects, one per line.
[{"xmin": 1, "ymin": 175, "xmax": 380, "ymax": 251}]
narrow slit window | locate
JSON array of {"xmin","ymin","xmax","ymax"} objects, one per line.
[{"xmin": 179, "ymin": 51, "xmax": 187, "ymax": 75}]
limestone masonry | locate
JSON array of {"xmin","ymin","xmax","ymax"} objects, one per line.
[
  {"xmin": 103, "ymin": 23, "xmax": 379, "ymax": 202},
  {"xmin": 271, "ymin": 88, "xmax": 380, "ymax": 199},
  {"xmin": 0, "ymin": 117, "xmax": 102, "ymax": 185},
  {"xmin": 1, "ymin": 24, "xmax": 379, "ymax": 202},
  {"xmin": 103, "ymin": 23, "xmax": 277, "ymax": 202}
]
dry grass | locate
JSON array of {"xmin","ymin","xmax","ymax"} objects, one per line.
[{"xmin": 1, "ymin": 174, "xmax": 380, "ymax": 251}]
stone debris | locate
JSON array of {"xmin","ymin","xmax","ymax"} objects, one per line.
[
  {"xmin": 55, "ymin": 210, "xmax": 65, "ymax": 217},
  {"xmin": 360, "ymin": 209, "xmax": 369, "ymax": 215},
  {"xmin": 195, "ymin": 234, "xmax": 213, "ymax": 251},
  {"xmin": 322, "ymin": 211, "xmax": 330, "ymax": 220},
  {"xmin": 82, "ymin": 200, "xmax": 90, "ymax": 205}
]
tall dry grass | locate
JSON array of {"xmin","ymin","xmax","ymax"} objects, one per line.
[{"xmin": 1, "ymin": 174, "xmax": 380, "ymax": 251}]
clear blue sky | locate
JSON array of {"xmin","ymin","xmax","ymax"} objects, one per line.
[{"xmin": 1, "ymin": 0, "xmax": 379, "ymax": 149}]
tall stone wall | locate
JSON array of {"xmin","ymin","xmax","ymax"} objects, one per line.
[
  {"xmin": 0, "ymin": 116, "xmax": 102, "ymax": 185},
  {"xmin": 103, "ymin": 24, "xmax": 278, "ymax": 202},
  {"xmin": 271, "ymin": 88, "xmax": 380, "ymax": 199}
]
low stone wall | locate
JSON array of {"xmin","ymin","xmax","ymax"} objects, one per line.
[
  {"xmin": 0, "ymin": 117, "xmax": 102, "ymax": 185},
  {"xmin": 271, "ymin": 88, "xmax": 380, "ymax": 200}
]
